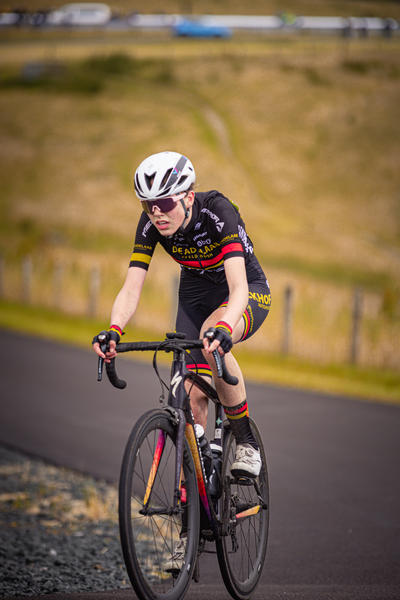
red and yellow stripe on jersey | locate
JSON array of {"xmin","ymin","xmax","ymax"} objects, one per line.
[{"xmin": 171, "ymin": 242, "xmax": 243, "ymax": 270}]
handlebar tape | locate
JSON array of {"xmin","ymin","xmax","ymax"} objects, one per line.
[
  {"xmin": 213, "ymin": 350, "xmax": 239, "ymax": 386},
  {"xmin": 105, "ymin": 358, "xmax": 126, "ymax": 390}
]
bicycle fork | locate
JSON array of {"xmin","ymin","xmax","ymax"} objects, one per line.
[{"xmin": 140, "ymin": 406, "xmax": 186, "ymax": 516}]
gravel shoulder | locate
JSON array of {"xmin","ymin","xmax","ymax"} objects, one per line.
[{"xmin": 0, "ymin": 444, "xmax": 130, "ymax": 598}]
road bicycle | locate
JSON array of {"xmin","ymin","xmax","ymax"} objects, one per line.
[{"xmin": 97, "ymin": 331, "xmax": 269, "ymax": 600}]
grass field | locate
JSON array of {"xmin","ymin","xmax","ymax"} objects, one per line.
[{"xmin": 0, "ymin": 11, "xmax": 400, "ymax": 396}]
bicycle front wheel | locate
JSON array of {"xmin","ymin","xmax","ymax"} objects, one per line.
[
  {"xmin": 216, "ymin": 419, "xmax": 269, "ymax": 600},
  {"xmin": 119, "ymin": 409, "xmax": 200, "ymax": 600}
]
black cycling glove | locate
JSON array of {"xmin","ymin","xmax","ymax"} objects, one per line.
[
  {"xmin": 204, "ymin": 321, "xmax": 233, "ymax": 354},
  {"xmin": 92, "ymin": 325, "xmax": 123, "ymax": 348}
]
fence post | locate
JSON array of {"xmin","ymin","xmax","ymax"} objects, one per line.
[
  {"xmin": 171, "ymin": 274, "xmax": 179, "ymax": 330},
  {"xmin": 0, "ymin": 255, "xmax": 4, "ymax": 299},
  {"xmin": 350, "ymin": 288, "xmax": 363, "ymax": 364},
  {"xmin": 88, "ymin": 266, "xmax": 100, "ymax": 318},
  {"xmin": 53, "ymin": 262, "xmax": 64, "ymax": 309},
  {"xmin": 22, "ymin": 256, "xmax": 33, "ymax": 304},
  {"xmin": 282, "ymin": 285, "xmax": 293, "ymax": 355}
]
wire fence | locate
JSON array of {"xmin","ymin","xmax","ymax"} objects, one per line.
[{"xmin": 1, "ymin": 254, "xmax": 399, "ymax": 371}]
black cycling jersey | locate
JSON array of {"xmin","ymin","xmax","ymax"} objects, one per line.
[
  {"xmin": 129, "ymin": 190, "xmax": 270, "ymax": 377},
  {"xmin": 129, "ymin": 190, "xmax": 266, "ymax": 285}
]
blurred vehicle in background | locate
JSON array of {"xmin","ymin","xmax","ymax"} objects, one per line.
[
  {"xmin": 127, "ymin": 13, "xmax": 178, "ymax": 28},
  {"xmin": 29, "ymin": 11, "xmax": 51, "ymax": 26},
  {"xmin": 0, "ymin": 12, "xmax": 21, "ymax": 25},
  {"xmin": 198, "ymin": 15, "xmax": 282, "ymax": 31},
  {"xmin": 46, "ymin": 3, "xmax": 111, "ymax": 26},
  {"xmin": 173, "ymin": 19, "xmax": 232, "ymax": 38},
  {"xmin": 294, "ymin": 16, "xmax": 347, "ymax": 32}
]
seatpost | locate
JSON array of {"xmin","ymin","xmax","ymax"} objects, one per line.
[
  {"xmin": 208, "ymin": 403, "xmax": 224, "ymax": 502},
  {"xmin": 213, "ymin": 402, "xmax": 224, "ymax": 451}
]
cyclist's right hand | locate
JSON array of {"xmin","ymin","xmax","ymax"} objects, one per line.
[{"xmin": 92, "ymin": 327, "xmax": 121, "ymax": 363}]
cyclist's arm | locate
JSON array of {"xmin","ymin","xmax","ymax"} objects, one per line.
[
  {"xmin": 111, "ymin": 265, "xmax": 147, "ymax": 328},
  {"xmin": 204, "ymin": 255, "xmax": 248, "ymax": 354},
  {"xmin": 93, "ymin": 266, "xmax": 147, "ymax": 360}
]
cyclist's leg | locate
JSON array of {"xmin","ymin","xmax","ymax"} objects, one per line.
[
  {"xmin": 199, "ymin": 280, "xmax": 271, "ymax": 475},
  {"xmin": 200, "ymin": 305, "xmax": 247, "ymax": 406},
  {"xmin": 175, "ymin": 275, "xmax": 271, "ymax": 431},
  {"xmin": 199, "ymin": 307, "xmax": 260, "ymax": 476}
]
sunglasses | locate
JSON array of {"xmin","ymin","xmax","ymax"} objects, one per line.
[{"xmin": 141, "ymin": 192, "xmax": 187, "ymax": 215}]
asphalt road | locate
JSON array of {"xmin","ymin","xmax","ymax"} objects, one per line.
[{"xmin": 1, "ymin": 329, "xmax": 400, "ymax": 600}]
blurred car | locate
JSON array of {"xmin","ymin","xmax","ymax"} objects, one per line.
[
  {"xmin": 29, "ymin": 11, "xmax": 51, "ymax": 26},
  {"xmin": 295, "ymin": 16, "xmax": 348, "ymax": 32},
  {"xmin": 47, "ymin": 3, "xmax": 111, "ymax": 26},
  {"xmin": 173, "ymin": 19, "xmax": 232, "ymax": 38},
  {"xmin": 199, "ymin": 15, "xmax": 282, "ymax": 31},
  {"xmin": 127, "ymin": 13, "xmax": 178, "ymax": 28},
  {"xmin": 0, "ymin": 12, "xmax": 21, "ymax": 25}
]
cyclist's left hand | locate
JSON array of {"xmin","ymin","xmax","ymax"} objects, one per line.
[{"xmin": 203, "ymin": 326, "xmax": 233, "ymax": 355}]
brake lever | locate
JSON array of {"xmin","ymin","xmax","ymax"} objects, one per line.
[
  {"xmin": 212, "ymin": 349, "xmax": 223, "ymax": 378},
  {"xmin": 97, "ymin": 357, "xmax": 104, "ymax": 382},
  {"xmin": 97, "ymin": 333, "xmax": 108, "ymax": 382},
  {"xmin": 205, "ymin": 330, "xmax": 238, "ymax": 386},
  {"xmin": 212, "ymin": 350, "xmax": 239, "ymax": 385}
]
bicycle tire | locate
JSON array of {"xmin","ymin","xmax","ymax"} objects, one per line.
[
  {"xmin": 216, "ymin": 419, "xmax": 269, "ymax": 600},
  {"xmin": 119, "ymin": 409, "xmax": 200, "ymax": 600}
]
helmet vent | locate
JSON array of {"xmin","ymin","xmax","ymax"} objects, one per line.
[
  {"xmin": 161, "ymin": 169, "xmax": 173, "ymax": 188},
  {"xmin": 145, "ymin": 173, "xmax": 155, "ymax": 191},
  {"xmin": 157, "ymin": 186, "xmax": 172, "ymax": 197},
  {"xmin": 135, "ymin": 174, "xmax": 143, "ymax": 194}
]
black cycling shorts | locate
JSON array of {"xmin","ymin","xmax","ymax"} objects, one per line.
[{"xmin": 175, "ymin": 275, "xmax": 271, "ymax": 378}]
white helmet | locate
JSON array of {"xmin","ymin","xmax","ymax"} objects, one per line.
[{"xmin": 134, "ymin": 151, "xmax": 196, "ymax": 200}]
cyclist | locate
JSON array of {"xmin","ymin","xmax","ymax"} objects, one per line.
[{"xmin": 93, "ymin": 151, "xmax": 271, "ymax": 479}]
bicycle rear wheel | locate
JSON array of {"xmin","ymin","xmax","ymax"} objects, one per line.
[
  {"xmin": 216, "ymin": 419, "xmax": 269, "ymax": 600},
  {"xmin": 119, "ymin": 409, "xmax": 200, "ymax": 600}
]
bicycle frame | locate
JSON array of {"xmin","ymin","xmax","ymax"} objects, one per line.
[{"xmin": 99, "ymin": 333, "xmax": 266, "ymax": 538}]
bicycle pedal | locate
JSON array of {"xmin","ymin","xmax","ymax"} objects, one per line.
[
  {"xmin": 232, "ymin": 475, "xmax": 255, "ymax": 486},
  {"xmin": 233, "ymin": 499, "xmax": 254, "ymax": 514}
]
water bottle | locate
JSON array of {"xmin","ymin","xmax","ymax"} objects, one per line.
[
  {"xmin": 208, "ymin": 442, "xmax": 223, "ymax": 500},
  {"xmin": 194, "ymin": 424, "xmax": 213, "ymax": 477}
]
